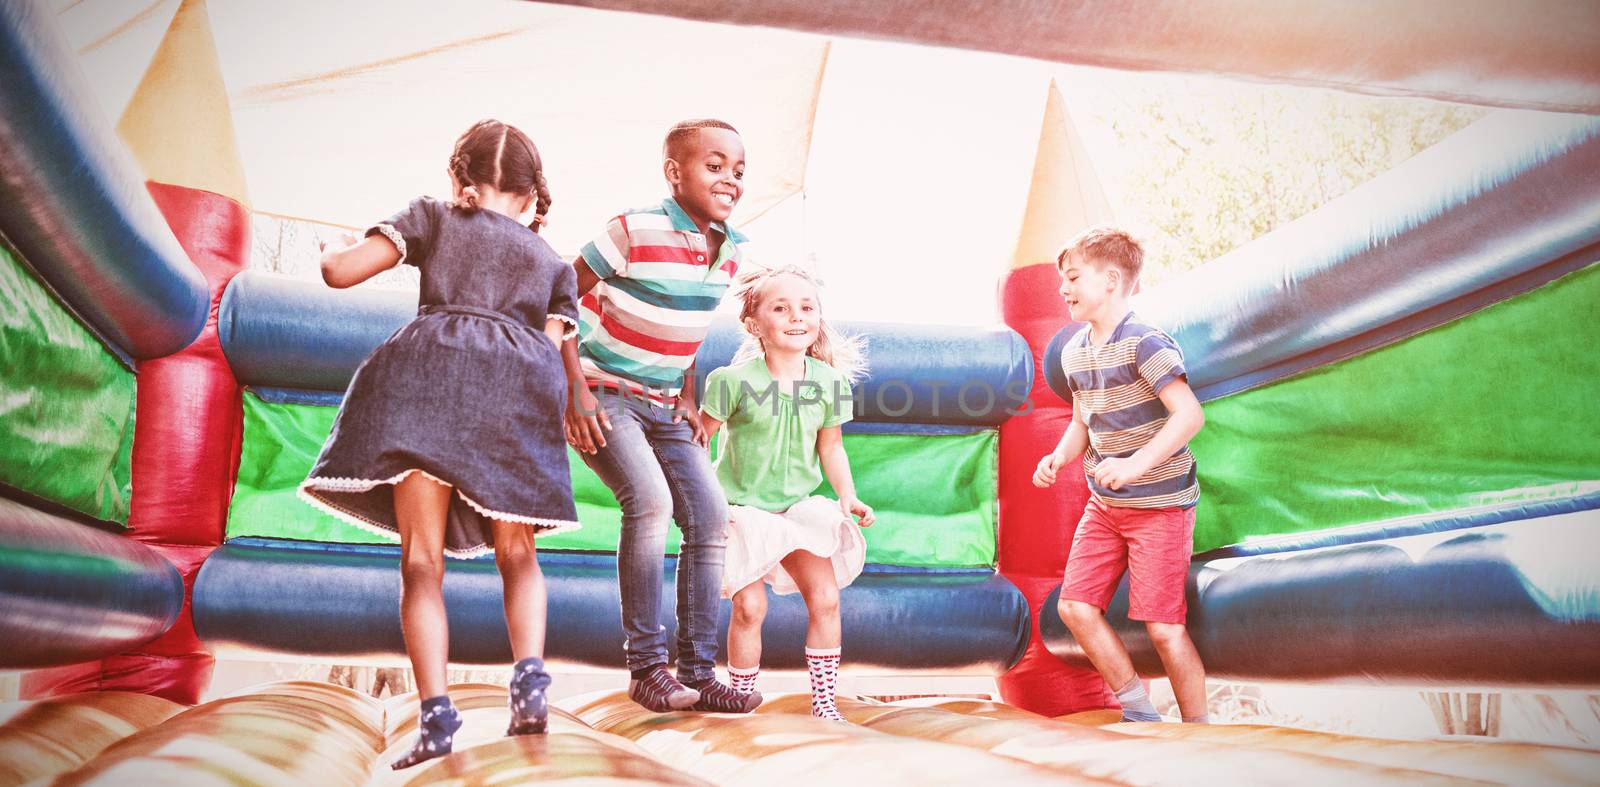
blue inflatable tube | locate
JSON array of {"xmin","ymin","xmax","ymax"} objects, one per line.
[
  {"xmin": 1046, "ymin": 111, "xmax": 1600, "ymax": 403},
  {"xmin": 219, "ymin": 271, "xmax": 1034, "ymax": 426},
  {"xmin": 697, "ymin": 316, "xmax": 1032, "ymax": 426},
  {"xmin": 217, "ymin": 271, "xmax": 417, "ymax": 393},
  {"xmin": 0, "ymin": 495, "xmax": 184, "ymax": 669},
  {"xmin": 0, "ymin": 0, "xmax": 208, "ymax": 361},
  {"xmin": 1039, "ymin": 511, "xmax": 1600, "ymax": 687},
  {"xmin": 194, "ymin": 537, "xmax": 1029, "ymax": 672}
]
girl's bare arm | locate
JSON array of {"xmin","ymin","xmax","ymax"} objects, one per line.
[
  {"xmin": 321, "ymin": 234, "xmax": 401, "ymax": 289},
  {"xmin": 818, "ymin": 425, "xmax": 874, "ymax": 526}
]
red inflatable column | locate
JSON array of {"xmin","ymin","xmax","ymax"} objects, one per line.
[
  {"xmin": 21, "ymin": 0, "xmax": 250, "ymax": 704},
  {"xmin": 994, "ymin": 81, "xmax": 1118, "ymax": 715}
]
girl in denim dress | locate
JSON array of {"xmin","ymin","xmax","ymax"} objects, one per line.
[{"xmin": 301, "ymin": 119, "xmax": 577, "ymax": 768}]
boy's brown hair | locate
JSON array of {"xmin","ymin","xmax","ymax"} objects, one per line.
[{"xmin": 1057, "ymin": 227, "xmax": 1143, "ymax": 291}]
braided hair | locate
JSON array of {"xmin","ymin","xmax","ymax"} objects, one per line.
[{"xmin": 449, "ymin": 119, "xmax": 552, "ymax": 233}]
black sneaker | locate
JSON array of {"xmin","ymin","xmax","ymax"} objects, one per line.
[
  {"xmin": 685, "ymin": 677, "xmax": 762, "ymax": 713},
  {"xmin": 627, "ymin": 664, "xmax": 700, "ymax": 711}
]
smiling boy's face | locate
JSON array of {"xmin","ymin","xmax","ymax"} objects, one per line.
[
  {"xmin": 666, "ymin": 127, "xmax": 745, "ymax": 230},
  {"xmin": 1059, "ymin": 253, "xmax": 1120, "ymax": 323}
]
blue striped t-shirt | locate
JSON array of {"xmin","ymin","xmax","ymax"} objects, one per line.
[{"xmin": 1058, "ymin": 311, "xmax": 1200, "ymax": 509}]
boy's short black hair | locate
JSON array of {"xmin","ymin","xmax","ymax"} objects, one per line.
[{"xmin": 664, "ymin": 119, "xmax": 740, "ymax": 161}]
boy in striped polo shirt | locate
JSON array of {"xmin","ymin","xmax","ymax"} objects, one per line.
[
  {"xmin": 559, "ymin": 119, "xmax": 759, "ymax": 714},
  {"xmin": 1033, "ymin": 227, "xmax": 1210, "ymax": 724}
]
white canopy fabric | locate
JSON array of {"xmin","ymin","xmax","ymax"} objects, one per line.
[
  {"xmin": 547, "ymin": 0, "xmax": 1600, "ymax": 114},
  {"xmin": 57, "ymin": 0, "xmax": 828, "ymax": 255},
  {"xmin": 53, "ymin": 0, "xmax": 1126, "ymax": 325}
]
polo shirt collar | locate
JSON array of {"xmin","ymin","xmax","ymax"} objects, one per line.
[
  {"xmin": 1088, "ymin": 310, "xmax": 1137, "ymax": 346},
  {"xmin": 1113, "ymin": 311, "xmax": 1137, "ymax": 338},
  {"xmin": 660, "ymin": 196, "xmax": 749, "ymax": 245}
]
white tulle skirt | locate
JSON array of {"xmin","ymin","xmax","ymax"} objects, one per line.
[{"xmin": 722, "ymin": 496, "xmax": 867, "ymax": 597}]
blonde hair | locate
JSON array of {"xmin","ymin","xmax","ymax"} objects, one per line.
[
  {"xmin": 730, "ymin": 265, "xmax": 866, "ymax": 386},
  {"xmin": 1057, "ymin": 226, "xmax": 1143, "ymax": 291}
]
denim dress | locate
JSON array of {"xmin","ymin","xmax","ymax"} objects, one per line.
[{"xmin": 300, "ymin": 197, "xmax": 581, "ymax": 558}]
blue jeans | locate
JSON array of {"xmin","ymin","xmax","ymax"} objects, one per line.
[{"xmin": 579, "ymin": 391, "xmax": 727, "ymax": 681}]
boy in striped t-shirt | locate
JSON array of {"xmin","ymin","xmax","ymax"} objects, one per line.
[
  {"xmin": 559, "ymin": 119, "xmax": 759, "ymax": 715},
  {"xmin": 1033, "ymin": 227, "xmax": 1210, "ymax": 724}
]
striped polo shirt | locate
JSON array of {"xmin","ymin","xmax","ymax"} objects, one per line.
[
  {"xmin": 577, "ymin": 197, "xmax": 746, "ymax": 405},
  {"xmin": 1058, "ymin": 311, "xmax": 1200, "ymax": 509}
]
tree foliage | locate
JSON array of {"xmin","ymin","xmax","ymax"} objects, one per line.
[
  {"xmin": 249, "ymin": 213, "xmax": 419, "ymax": 289},
  {"xmin": 1069, "ymin": 75, "xmax": 1487, "ymax": 287}
]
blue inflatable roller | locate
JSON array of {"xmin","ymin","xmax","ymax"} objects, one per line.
[{"xmin": 195, "ymin": 537, "xmax": 1030, "ymax": 673}]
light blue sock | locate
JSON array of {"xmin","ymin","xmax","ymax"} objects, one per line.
[{"xmin": 1114, "ymin": 677, "xmax": 1163, "ymax": 723}]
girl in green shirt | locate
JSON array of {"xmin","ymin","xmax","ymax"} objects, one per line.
[{"xmin": 699, "ymin": 266, "xmax": 872, "ymax": 722}]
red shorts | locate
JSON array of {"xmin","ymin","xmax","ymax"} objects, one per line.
[{"xmin": 1061, "ymin": 496, "xmax": 1195, "ymax": 624}]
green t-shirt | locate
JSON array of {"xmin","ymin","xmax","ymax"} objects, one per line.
[{"xmin": 700, "ymin": 355, "xmax": 854, "ymax": 512}]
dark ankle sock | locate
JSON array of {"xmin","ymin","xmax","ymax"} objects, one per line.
[
  {"xmin": 390, "ymin": 695, "xmax": 462, "ymax": 770},
  {"xmin": 627, "ymin": 664, "xmax": 699, "ymax": 711},
  {"xmin": 684, "ymin": 676, "xmax": 761, "ymax": 713},
  {"xmin": 508, "ymin": 656, "xmax": 551, "ymax": 735},
  {"xmin": 630, "ymin": 666, "xmax": 657, "ymax": 681}
]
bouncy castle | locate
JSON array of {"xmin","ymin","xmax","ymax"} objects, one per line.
[{"xmin": 2, "ymin": 0, "xmax": 1598, "ymax": 783}]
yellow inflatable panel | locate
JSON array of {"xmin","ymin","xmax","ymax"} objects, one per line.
[
  {"xmin": 767, "ymin": 694, "xmax": 1473, "ymax": 786},
  {"xmin": 0, "ymin": 691, "xmax": 182, "ymax": 784},
  {"xmin": 1056, "ymin": 709, "xmax": 1125, "ymax": 726},
  {"xmin": 20, "ymin": 682, "xmax": 1592, "ymax": 785},
  {"xmin": 382, "ymin": 684, "xmax": 597, "ymax": 747},
  {"xmin": 392, "ymin": 734, "xmax": 711, "ymax": 786},
  {"xmin": 890, "ymin": 696, "xmax": 1051, "ymax": 721},
  {"xmin": 563, "ymin": 690, "xmax": 1099, "ymax": 786},
  {"xmin": 54, "ymin": 681, "xmax": 383, "ymax": 787},
  {"xmin": 116, "ymin": 0, "xmax": 249, "ymax": 204},
  {"xmin": 1111, "ymin": 721, "xmax": 1600, "ymax": 785},
  {"xmin": 1008, "ymin": 80, "xmax": 1115, "ymax": 270}
]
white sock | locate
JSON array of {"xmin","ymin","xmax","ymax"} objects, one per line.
[
  {"xmin": 805, "ymin": 646, "xmax": 844, "ymax": 722},
  {"xmin": 1114, "ymin": 676, "xmax": 1162, "ymax": 722},
  {"xmin": 728, "ymin": 663, "xmax": 759, "ymax": 694}
]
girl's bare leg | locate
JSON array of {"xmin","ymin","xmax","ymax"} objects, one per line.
[
  {"xmin": 493, "ymin": 519, "xmax": 546, "ymax": 660},
  {"xmin": 781, "ymin": 551, "xmax": 846, "ymax": 721},
  {"xmin": 727, "ymin": 582, "xmax": 768, "ymax": 669},
  {"xmin": 780, "ymin": 551, "xmax": 841, "ymax": 648},
  {"xmin": 389, "ymin": 472, "xmax": 463, "ymax": 768},
  {"xmin": 494, "ymin": 519, "xmax": 551, "ymax": 735},
  {"xmin": 394, "ymin": 472, "xmax": 453, "ymax": 699}
]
